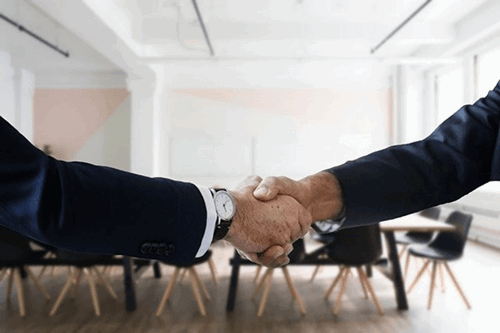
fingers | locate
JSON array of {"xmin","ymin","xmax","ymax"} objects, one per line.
[
  {"xmin": 233, "ymin": 175, "xmax": 263, "ymax": 191},
  {"xmin": 253, "ymin": 176, "xmax": 302, "ymax": 203},
  {"xmin": 249, "ymin": 243, "xmax": 294, "ymax": 268},
  {"xmin": 244, "ymin": 244, "xmax": 291, "ymax": 268},
  {"xmin": 253, "ymin": 176, "xmax": 286, "ymax": 201}
]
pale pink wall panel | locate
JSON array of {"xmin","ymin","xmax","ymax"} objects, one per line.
[
  {"xmin": 33, "ymin": 88, "xmax": 130, "ymax": 160},
  {"xmin": 174, "ymin": 88, "xmax": 390, "ymax": 125}
]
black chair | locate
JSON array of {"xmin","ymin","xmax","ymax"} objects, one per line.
[
  {"xmin": 396, "ymin": 207, "xmax": 441, "ymax": 282},
  {"xmin": 324, "ymin": 224, "xmax": 385, "ymax": 315},
  {"xmin": 156, "ymin": 249, "xmax": 214, "ymax": 317},
  {"xmin": 0, "ymin": 227, "xmax": 51, "ymax": 316},
  {"xmin": 252, "ymin": 238, "xmax": 307, "ymax": 317},
  {"xmin": 309, "ymin": 231, "xmax": 336, "ymax": 282},
  {"xmin": 49, "ymin": 249, "xmax": 118, "ymax": 316},
  {"xmin": 407, "ymin": 211, "xmax": 473, "ymax": 310}
]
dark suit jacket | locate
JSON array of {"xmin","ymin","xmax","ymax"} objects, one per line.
[
  {"xmin": 329, "ymin": 80, "xmax": 500, "ymax": 229},
  {"xmin": 0, "ymin": 117, "xmax": 207, "ymax": 264}
]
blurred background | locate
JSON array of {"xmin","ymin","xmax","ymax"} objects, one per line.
[{"xmin": 1, "ymin": 1, "xmax": 500, "ymax": 330}]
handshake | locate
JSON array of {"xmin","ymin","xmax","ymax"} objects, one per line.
[{"xmin": 221, "ymin": 171, "xmax": 344, "ymax": 268}]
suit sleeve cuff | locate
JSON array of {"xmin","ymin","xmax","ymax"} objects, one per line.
[{"xmin": 194, "ymin": 185, "xmax": 217, "ymax": 258}]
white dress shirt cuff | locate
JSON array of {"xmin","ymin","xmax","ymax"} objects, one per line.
[{"xmin": 194, "ymin": 185, "xmax": 217, "ymax": 258}]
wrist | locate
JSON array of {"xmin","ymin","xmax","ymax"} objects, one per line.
[
  {"xmin": 223, "ymin": 190, "xmax": 244, "ymax": 242},
  {"xmin": 299, "ymin": 171, "xmax": 344, "ymax": 221}
]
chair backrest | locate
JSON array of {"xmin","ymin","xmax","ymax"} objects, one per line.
[
  {"xmin": 0, "ymin": 226, "xmax": 32, "ymax": 262},
  {"xmin": 327, "ymin": 224, "xmax": 382, "ymax": 266},
  {"xmin": 430, "ymin": 211, "xmax": 473, "ymax": 257},
  {"xmin": 419, "ymin": 207, "xmax": 441, "ymax": 220}
]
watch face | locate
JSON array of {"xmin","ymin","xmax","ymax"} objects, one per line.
[{"xmin": 214, "ymin": 191, "xmax": 236, "ymax": 220}]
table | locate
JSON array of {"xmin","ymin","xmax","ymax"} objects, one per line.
[
  {"xmin": 378, "ymin": 214, "xmax": 455, "ymax": 310},
  {"xmin": 226, "ymin": 214, "xmax": 455, "ymax": 312}
]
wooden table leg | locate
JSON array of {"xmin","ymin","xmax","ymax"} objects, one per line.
[{"xmin": 383, "ymin": 231, "xmax": 409, "ymax": 310}]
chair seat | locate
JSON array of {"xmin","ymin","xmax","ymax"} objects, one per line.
[
  {"xmin": 408, "ymin": 244, "xmax": 461, "ymax": 261},
  {"xmin": 395, "ymin": 232, "xmax": 433, "ymax": 245}
]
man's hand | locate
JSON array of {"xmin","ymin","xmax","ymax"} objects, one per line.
[
  {"xmin": 223, "ymin": 176, "xmax": 312, "ymax": 267},
  {"xmin": 252, "ymin": 171, "xmax": 344, "ymax": 222}
]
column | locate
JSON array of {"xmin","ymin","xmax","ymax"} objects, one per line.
[
  {"xmin": 0, "ymin": 51, "xmax": 16, "ymax": 126},
  {"xmin": 12, "ymin": 63, "xmax": 36, "ymax": 143},
  {"xmin": 127, "ymin": 66, "xmax": 166, "ymax": 177}
]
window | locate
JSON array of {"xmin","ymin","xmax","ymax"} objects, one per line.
[
  {"xmin": 476, "ymin": 47, "xmax": 500, "ymax": 99},
  {"xmin": 435, "ymin": 67, "xmax": 464, "ymax": 124}
]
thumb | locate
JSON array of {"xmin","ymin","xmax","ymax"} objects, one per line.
[{"xmin": 253, "ymin": 176, "xmax": 285, "ymax": 201}]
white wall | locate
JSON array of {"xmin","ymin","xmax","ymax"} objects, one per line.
[{"xmin": 159, "ymin": 59, "xmax": 392, "ymax": 188}]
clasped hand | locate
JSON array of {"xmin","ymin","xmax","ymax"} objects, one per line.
[{"xmin": 224, "ymin": 172, "xmax": 343, "ymax": 267}]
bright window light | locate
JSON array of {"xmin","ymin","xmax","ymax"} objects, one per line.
[
  {"xmin": 477, "ymin": 47, "xmax": 500, "ymax": 99},
  {"xmin": 475, "ymin": 47, "xmax": 500, "ymax": 193},
  {"xmin": 436, "ymin": 67, "xmax": 464, "ymax": 124}
]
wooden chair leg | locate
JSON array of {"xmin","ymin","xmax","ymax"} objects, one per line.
[
  {"xmin": 282, "ymin": 267, "xmax": 306, "ymax": 316},
  {"xmin": 357, "ymin": 268, "xmax": 369, "ymax": 299},
  {"xmin": 333, "ymin": 267, "xmax": 351, "ymax": 315},
  {"xmin": 427, "ymin": 261, "xmax": 438, "ymax": 310},
  {"xmin": 357, "ymin": 266, "xmax": 384, "ymax": 315},
  {"xmin": 86, "ymin": 268, "xmax": 101, "ymax": 316},
  {"xmin": 253, "ymin": 268, "xmax": 272, "ymax": 300},
  {"xmin": 438, "ymin": 262, "xmax": 445, "ymax": 293},
  {"xmin": 188, "ymin": 268, "xmax": 206, "ymax": 316},
  {"xmin": 408, "ymin": 259, "xmax": 431, "ymax": 293},
  {"xmin": 92, "ymin": 267, "xmax": 118, "ymax": 299},
  {"xmin": 403, "ymin": 250, "xmax": 412, "ymax": 283},
  {"xmin": 0, "ymin": 268, "xmax": 6, "ymax": 283},
  {"xmin": 208, "ymin": 258, "xmax": 218, "ymax": 284},
  {"xmin": 7, "ymin": 269, "xmax": 14, "ymax": 301},
  {"xmin": 50, "ymin": 269, "xmax": 78, "ymax": 316},
  {"xmin": 398, "ymin": 245, "xmax": 407, "ymax": 258},
  {"xmin": 0, "ymin": 268, "xmax": 6, "ymax": 299},
  {"xmin": 257, "ymin": 269, "xmax": 274, "ymax": 318},
  {"xmin": 25, "ymin": 267, "xmax": 51, "ymax": 300},
  {"xmin": 310, "ymin": 265, "xmax": 321, "ymax": 283},
  {"xmin": 155, "ymin": 267, "xmax": 181, "ymax": 316},
  {"xmin": 13, "ymin": 268, "xmax": 26, "ymax": 317},
  {"xmin": 254, "ymin": 266, "xmax": 262, "ymax": 283},
  {"xmin": 71, "ymin": 269, "xmax": 84, "ymax": 299},
  {"xmin": 37, "ymin": 266, "xmax": 48, "ymax": 282},
  {"xmin": 179, "ymin": 269, "xmax": 188, "ymax": 284},
  {"xmin": 325, "ymin": 266, "xmax": 345, "ymax": 300},
  {"xmin": 191, "ymin": 268, "xmax": 210, "ymax": 300},
  {"xmin": 443, "ymin": 262, "xmax": 471, "ymax": 309}
]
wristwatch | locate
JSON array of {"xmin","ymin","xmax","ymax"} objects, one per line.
[
  {"xmin": 311, "ymin": 205, "xmax": 346, "ymax": 234},
  {"xmin": 210, "ymin": 188, "xmax": 236, "ymax": 242}
]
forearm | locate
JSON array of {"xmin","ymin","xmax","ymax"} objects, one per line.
[{"xmin": 0, "ymin": 115, "xmax": 208, "ymax": 264}]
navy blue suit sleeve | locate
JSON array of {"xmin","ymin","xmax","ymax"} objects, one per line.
[
  {"xmin": 328, "ymin": 80, "xmax": 500, "ymax": 228},
  {"xmin": 0, "ymin": 116, "xmax": 206, "ymax": 264}
]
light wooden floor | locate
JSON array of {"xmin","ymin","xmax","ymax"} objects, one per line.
[{"xmin": 0, "ymin": 237, "xmax": 498, "ymax": 333}]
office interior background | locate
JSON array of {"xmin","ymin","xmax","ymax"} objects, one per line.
[{"xmin": 1, "ymin": 0, "xmax": 500, "ymax": 332}]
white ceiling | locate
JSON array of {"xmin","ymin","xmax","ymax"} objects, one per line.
[
  {"xmin": 113, "ymin": 0, "xmax": 490, "ymax": 59},
  {"xmin": 0, "ymin": 0, "xmax": 121, "ymax": 72},
  {"xmin": 4, "ymin": 0, "xmax": 495, "ymax": 75}
]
